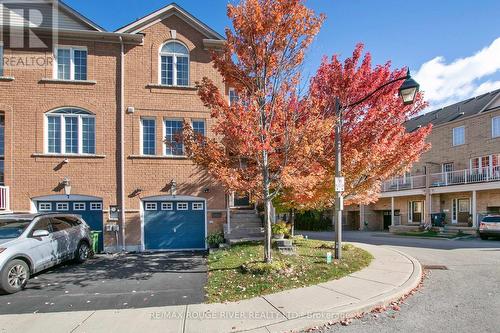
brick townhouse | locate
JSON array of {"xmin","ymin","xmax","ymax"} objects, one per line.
[
  {"xmin": 345, "ymin": 89, "xmax": 500, "ymax": 232},
  {"xmin": 0, "ymin": 1, "xmax": 239, "ymax": 252}
]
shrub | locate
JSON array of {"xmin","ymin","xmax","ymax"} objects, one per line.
[
  {"xmin": 271, "ymin": 221, "xmax": 290, "ymax": 235},
  {"xmin": 241, "ymin": 260, "xmax": 291, "ymax": 275},
  {"xmin": 206, "ymin": 232, "xmax": 225, "ymax": 248},
  {"xmin": 295, "ymin": 210, "xmax": 332, "ymax": 231}
]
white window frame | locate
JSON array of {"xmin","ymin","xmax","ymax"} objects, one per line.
[
  {"xmin": 158, "ymin": 41, "xmax": 190, "ymax": 86},
  {"xmin": 492, "ymin": 116, "xmax": 500, "ymax": 138},
  {"xmin": 177, "ymin": 202, "xmax": 188, "ymax": 210},
  {"xmin": 53, "ymin": 45, "xmax": 88, "ymax": 81},
  {"xmin": 44, "ymin": 108, "xmax": 96, "ymax": 155},
  {"xmin": 73, "ymin": 202, "xmax": 86, "ymax": 211},
  {"xmin": 90, "ymin": 202, "xmax": 102, "ymax": 210},
  {"xmin": 56, "ymin": 202, "xmax": 69, "ymax": 211},
  {"xmin": 145, "ymin": 202, "xmax": 157, "ymax": 211},
  {"xmin": 192, "ymin": 202, "xmax": 204, "ymax": 210},
  {"xmin": 39, "ymin": 203, "xmax": 52, "ymax": 211},
  {"xmin": 140, "ymin": 117, "xmax": 156, "ymax": 156},
  {"xmin": 163, "ymin": 118, "xmax": 185, "ymax": 156},
  {"xmin": 452, "ymin": 126, "xmax": 465, "ymax": 146},
  {"xmin": 161, "ymin": 202, "xmax": 173, "ymax": 210}
]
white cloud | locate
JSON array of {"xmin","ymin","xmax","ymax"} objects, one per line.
[{"xmin": 414, "ymin": 37, "xmax": 500, "ymax": 111}]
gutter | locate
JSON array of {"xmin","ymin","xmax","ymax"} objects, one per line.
[{"xmin": 119, "ymin": 36, "xmax": 126, "ymax": 251}]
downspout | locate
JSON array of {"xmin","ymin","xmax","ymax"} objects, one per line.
[{"xmin": 119, "ymin": 36, "xmax": 126, "ymax": 251}]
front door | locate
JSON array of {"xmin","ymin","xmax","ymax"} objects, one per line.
[
  {"xmin": 233, "ymin": 192, "xmax": 250, "ymax": 207},
  {"xmin": 452, "ymin": 198, "xmax": 470, "ymax": 224}
]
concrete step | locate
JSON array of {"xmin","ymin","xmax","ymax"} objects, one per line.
[
  {"xmin": 228, "ymin": 236, "xmax": 264, "ymax": 244},
  {"xmin": 231, "ymin": 215, "xmax": 261, "ymax": 221},
  {"xmin": 225, "ymin": 226, "xmax": 264, "ymax": 233}
]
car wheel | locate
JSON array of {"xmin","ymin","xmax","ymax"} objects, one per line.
[
  {"xmin": 480, "ymin": 234, "xmax": 488, "ymax": 240},
  {"xmin": 0, "ymin": 259, "xmax": 30, "ymax": 294},
  {"xmin": 75, "ymin": 241, "xmax": 90, "ymax": 264}
]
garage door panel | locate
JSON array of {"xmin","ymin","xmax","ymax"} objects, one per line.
[{"xmin": 144, "ymin": 201, "xmax": 206, "ymax": 250}]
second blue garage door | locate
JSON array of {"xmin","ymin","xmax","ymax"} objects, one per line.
[{"xmin": 143, "ymin": 198, "xmax": 206, "ymax": 251}]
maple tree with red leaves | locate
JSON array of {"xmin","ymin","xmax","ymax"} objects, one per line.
[
  {"xmin": 185, "ymin": 0, "xmax": 430, "ymax": 263},
  {"xmin": 282, "ymin": 44, "xmax": 432, "ymax": 209}
]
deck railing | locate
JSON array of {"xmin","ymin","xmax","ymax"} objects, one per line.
[
  {"xmin": 430, "ymin": 166, "xmax": 500, "ymax": 187},
  {"xmin": 381, "ymin": 166, "xmax": 500, "ymax": 192},
  {"xmin": 381, "ymin": 175, "xmax": 426, "ymax": 192}
]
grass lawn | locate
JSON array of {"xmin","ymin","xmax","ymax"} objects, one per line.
[
  {"xmin": 206, "ymin": 238, "xmax": 373, "ymax": 303},
  {"xmin": 395, "ymin": 230, "xmax": 465, "ymax": 239}
]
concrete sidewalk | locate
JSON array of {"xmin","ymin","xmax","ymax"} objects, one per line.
[{"xmin": 0, "ymin": 243, "xmax": 421, "ymax": 333}]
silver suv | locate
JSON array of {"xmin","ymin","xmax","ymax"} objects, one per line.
[{"xmin": 0, "ymin": 213, "xmax": 92, "ymax": 294}]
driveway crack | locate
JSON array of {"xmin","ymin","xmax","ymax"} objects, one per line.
[{"xmin": 70, "ymin": 311, "xmax": 96, "ymax": 333}]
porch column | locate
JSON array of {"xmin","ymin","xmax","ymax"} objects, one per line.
[
  {"xmin": 472, "ymin": 190, "xmax": 477, "ymax": 227},
  {"xmin": 391, "ymin": 197, "xmax": 395, "ymax": 226},
  {"xmin": 359, "ymin": 204, "xmax": 365, "ymax": 231}
]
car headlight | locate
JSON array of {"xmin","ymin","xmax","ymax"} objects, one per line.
[{"xmin": 0, "ymin": 248, "xmax": 6, "ymax": 254}]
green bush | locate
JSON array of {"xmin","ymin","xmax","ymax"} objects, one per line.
[
  {"xmin": 295, "ymin": 210, "xmax": 332, "ymax": 231},
  {"xmin": 241, "ymin": 260, "xmax": 291, "ymax": 275},
  {"xmin": 206, "ymin": 232, "xmax": 225, "ymax": 247},
  {"xmin": 271, "ymin": 221, "xmax": 290, "ymax": 235}
]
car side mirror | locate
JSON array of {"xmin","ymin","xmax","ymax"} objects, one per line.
[{"xmin": 32, "ymin": 230, "xmax": 50, "ymax": 238}]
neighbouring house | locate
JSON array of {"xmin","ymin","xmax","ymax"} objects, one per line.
[
  {"xmin": 345, "ymin": 89, "xmax": 500, "ymax": 232},
  {"xmin": 0, "ymin": 1, "xmax": 253, "ymax": 252}
]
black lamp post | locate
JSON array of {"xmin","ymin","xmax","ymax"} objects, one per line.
[{"xmin": 333, "ymin": 69, "xmax": 420, "ymax": 260}]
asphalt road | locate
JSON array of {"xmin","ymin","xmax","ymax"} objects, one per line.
[
  {"xmin": 0, "ymin": 252, "xmax": 207, "ymax": 314},
  {"xmin": 300, "ymin": 231, "xmax": 500, "ymax": 333}
]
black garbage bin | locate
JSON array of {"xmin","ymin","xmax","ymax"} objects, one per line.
[{"xmin": 431, "ymin": 213, "xmax": 446, "ymax": 227}]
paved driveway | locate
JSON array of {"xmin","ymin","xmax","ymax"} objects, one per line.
[
  {"xmin": 0, "ymin": 252, "xmax": 207, "ymax": 315},
  {"xmin": 300, "ymin": 231, "xmax": 500, "ymax": 333}
]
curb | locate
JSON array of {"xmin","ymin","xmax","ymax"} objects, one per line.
[{"xmin": 249, "ymin": 245, "xmax": 422, "ymax": 333}]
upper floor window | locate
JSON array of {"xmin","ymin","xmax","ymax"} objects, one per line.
[
  {"xmin": 452, "ymin": 126, "xmax": 465, "ymax": 146},
  {"xmin": 493, "ymin": 116, "xmax": 500, "ymax": 138},
  {"xmin": 45, "ymin": 108, "xmax": 95, "ymax": 155},
  {"xmin": 159, "ymin": 41, "xmax": 189, "ymax": 86},
  {"xmin": 229, "ymin": 88, "xmax": 238, "ymax": 106},
  {"xmin": 164, "ymin": 119, "xmax": 184, "ymax": 156},
  {"xmin": 192, "ymin": 120, "xmax": 205, "ymax": 137},
  {"xmin": 0, "ymin": 44, "xmax": 4, "ymax": 76},
  {"xmin": 0, "ymin": 114, "xmax": 4, "ymax": 185},
  {"xmin": 141, "ymin": 118, "xmax": 156, "ymax": 156},
  {"xmin": 54, "ymin": 46, "xmax": 87, "ymax": 81}
]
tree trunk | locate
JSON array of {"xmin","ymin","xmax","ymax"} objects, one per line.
[
  {"xmin": 290, "ymin": 208, "xmax": 295, "ymax": 237},
  {"xmin": 262, "ymin": 150, "xmax": 273, "ymax": 263}
]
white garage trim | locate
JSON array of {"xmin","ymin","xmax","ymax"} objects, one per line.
[{"xmin": 140, "ymin": 195, "xmax": 208, "ymax": 252}]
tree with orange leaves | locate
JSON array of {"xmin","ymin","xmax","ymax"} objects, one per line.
[
  {"xmin": 184, "ymin": 0, "xmax": 324, "ymax": 262},
  {"xmin": 282, "ymin": 44, "xmax": 432, "ymax": 209}
]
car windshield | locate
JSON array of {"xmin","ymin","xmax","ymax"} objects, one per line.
[
  {"xmin": 0, "ymin": 219, "xmax": 32, "ymax": 239},
  {"xmin": 482, "ymin": 216, "xmax": 500, "ymax": 223}
]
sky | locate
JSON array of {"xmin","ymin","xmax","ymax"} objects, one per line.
[{"xmin": 65, "ymin": 0, "xmax": 500, "ymax": 112}]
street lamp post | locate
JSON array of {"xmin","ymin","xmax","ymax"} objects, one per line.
[{"xmin": 333, "ymin": 69, "xmax": 420, "ymax": 260}]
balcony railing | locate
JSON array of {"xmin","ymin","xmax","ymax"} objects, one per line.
[
  {"xmin": 381, "ymin": 166, "xmax": 500, "ymax": 192},
  {"xmin": 381, "ymin": 175, "xmax": 426, "ymax": 192},
  {"xmin": 0, "ymin": 186, "xmax": 9, "ymax": 210},
  {"xmin": 430, "ymin": 166, "xmax": 500, "ymax": 187}
]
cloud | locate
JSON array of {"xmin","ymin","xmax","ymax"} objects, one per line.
[{"xmin": 414, "ymin": 37, "xmax": 500, "ymax": 111}]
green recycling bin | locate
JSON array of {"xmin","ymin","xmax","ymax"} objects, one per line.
[{"xmin": 90, "ymin": 231, "xmax": 102, "ymax": 255}]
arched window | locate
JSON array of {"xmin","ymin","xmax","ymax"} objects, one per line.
[
  {"xmin": 45, "ymin": 108, "xmax": 95, "ymax": 155},
  {"xmin": 159, "ymin": 41, "xmax": 189, "ymax": 86}
]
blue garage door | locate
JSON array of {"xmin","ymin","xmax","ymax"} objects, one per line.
[
  {"xmin": 37, "ymin": 200, "xmax": 104, "ymax": 252},
  {"xmin": 144, "ymin": 200, "xmax": 206, "ymax": 250}
]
